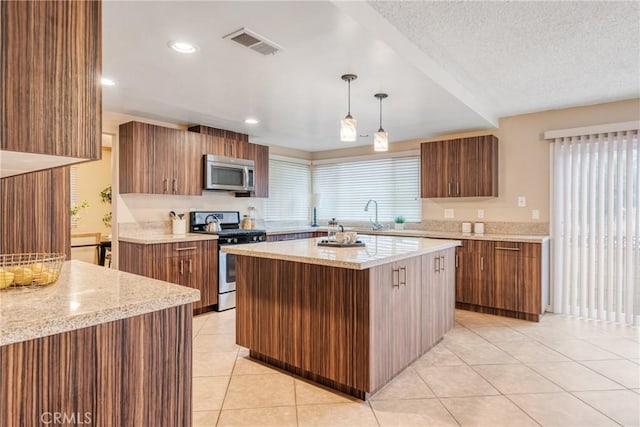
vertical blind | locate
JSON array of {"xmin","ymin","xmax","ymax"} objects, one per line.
[
  {"xmin": 552, "ymin": 130, "xmax": 639, "ymax": 325},
  {"xmin": 70, "ymin": 167, "xmax": 78, "ymax": 228},
  {"xmin": 264, "ymin": 158, "xmax": 311, "ymax": 221},
  {"xmin": 313, "ymin": 155, "xmax": 421, "ymax": 222}
]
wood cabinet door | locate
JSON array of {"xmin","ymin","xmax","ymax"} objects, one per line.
[
  {"xmin": 421, "ymin": 141, "xmax": 454, "ymax": 198},
  {"xmin": 1, "ymin": 0, "xmax": 101, "ymax": 160},
  {"xmin": 172, "ymin": 130, "xmax": 202, "ymax": 195},
  {"xmin": 151, "ymin": 126, "xmax": 179, "ymax": 195},
  {"xmin": 493, "ymin": 243, "xmax": 521, "ymax": 311},
  {"xmin": 396, "ymin": 256, "xmax": 422, "ymax": 368},
  {"xmin": 476, "ymin": 135, "xmax": 499, "ymax": 197},
  {"xmin": 455, "ymin": 240, "xmax": 494, "ymax": 306},
  {"xmin": 519, "ymin": 243, "xmax": 542, "ymax": 314},
  {"xmin": 422, "ymin": 252, "xmax": 439, "ymax": 352},
  {"xmin": 191, "ymin": 240, "xmax": 218, "ymax": 308},
  {"xmin": 458, "ymin": 137, "xmax": 480, "ymax": 197},
  {"xmin": 119, "ymin": 122, "xmax": 154, "ymax": 194},
  {"xmin": 252, "ymin": 143, "xmax": 270, "ymax": 197}
]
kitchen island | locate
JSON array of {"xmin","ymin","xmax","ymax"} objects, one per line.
[
  {"xmin": 222, "ymin": 234, "xmax": 460, "ymax": 399},
  {"xmin": 0, "ymin": 260, "xmax": 199, "ymax": 425}
]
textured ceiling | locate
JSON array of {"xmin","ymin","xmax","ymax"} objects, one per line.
[{"xmin": 368, "ymin": 1, "xmax": 640, "ymax": 117}]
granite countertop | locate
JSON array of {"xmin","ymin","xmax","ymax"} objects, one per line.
[
  {"xmin": 222, "ymin": 234, "xmax": 461, "ymax": 270},
  {"xmin": 119, "ymin": 233, "xmax": 219, "ymax": 244},
  {"xmin": 264, "ymin": 225, "xmax": 548, "ymax": 243},
  {"xmin": 0, "ymin": 260, "xmax": 200, "ymax": 346}
]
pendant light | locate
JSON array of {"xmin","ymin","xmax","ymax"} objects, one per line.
[
  {"xmin": 374, "ymin": 93, "xmax": 389, "ymax": 152},
  {"xmin": 340, "ymin": 74, "xmax": 358, "ymax": 142}
]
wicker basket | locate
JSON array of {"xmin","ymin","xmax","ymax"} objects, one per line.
[{"xmin": 0, "ymin": 253, "xmax": 65, "ymax": 289}]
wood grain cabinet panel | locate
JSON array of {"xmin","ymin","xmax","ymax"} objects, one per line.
[
  {"xmin": 455, "ymin": 239, "xmax": 546, "ymax": 321},
  {"xmin": 422, "ymin": 250, "xmax": 456, "ymax": 353},
  {"xmin": 0, "ymin": 168, "xmax": 70, "ymax": 255},
  {"xmin": 119, "ymin": 122, "xmax": 201, "ymax": 195},
  {"xmin": 118, "ymin": 240, "xmax": 218, "ymax": 310},
  {"xmin": 0, "ymin": 305, "xmax": 192, "ymax": 426},
  {"xmin": 267, "ymin": 232, "xmax": 323, "ymax": 242},
  {"xmin": 455, "ymin": 240, "xmax": 494, "ymax": 306},
  {"xmin": 1, "ymin": 0, "xmax": 101, "ymax": 160},
  {"xmin": 421, "ymin": 135, "xmax": 498, "ymax": 198}
]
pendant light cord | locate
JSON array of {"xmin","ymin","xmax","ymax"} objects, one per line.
[
  {"xmin": 348, "ymin": 80, "xmax": 351, "ymax": 116},
  {"xmin": 379, "ymin": 96, "xmax": 383, "ymax": 130}
]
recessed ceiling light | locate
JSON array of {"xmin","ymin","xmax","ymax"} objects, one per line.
[
  {"xmin": 168, "ymin": 40, "xmax": 199, "ymax": 54},
  {"xmin": 244, "ymin": 118, "xmax": 260, "ymax": 125},
  {"xmin": 101, "ymin": 77, "xmax": 116, "ymax": 86}
]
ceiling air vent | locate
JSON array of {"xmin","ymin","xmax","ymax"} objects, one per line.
[{"xmin": 223, "ymin": 28, "xmax": 282, "ymax": 56}]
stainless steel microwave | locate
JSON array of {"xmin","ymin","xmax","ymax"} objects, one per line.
[{"xmin": 203, "ymin": 155, "xmax": 255, "ymax": 192}]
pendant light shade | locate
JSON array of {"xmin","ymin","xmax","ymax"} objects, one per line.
[
  {"xmin": 374, "ymin": 93, "xmax": 389, "ymax": 152},
  {"xmin": 340, "ymin": 74, "xmax": 358, "ymax": 142}
]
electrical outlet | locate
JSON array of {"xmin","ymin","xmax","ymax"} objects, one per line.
[
  {"xmin": 477, "ymin": 209, "xmax": 485, "ymax": 219},
  {"xmin": 531, "ymin": 209, "xmax": 540, "ymax": 220},
  {"xmin": 518, "ymin": 196, "xmax": 526, "ymax": 207},
  {"xmin": 444, "ymin": 209, "xmax": 454, "ymax": 219}
]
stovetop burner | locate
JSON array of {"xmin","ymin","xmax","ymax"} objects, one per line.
[{"xmin": 189, "ymin": 210, "xmax": 267, "ymax": 244}]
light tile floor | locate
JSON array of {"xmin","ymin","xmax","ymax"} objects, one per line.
[{"xmin": 192, "ymin": 309, "xmax": 640, "ymax": 426}]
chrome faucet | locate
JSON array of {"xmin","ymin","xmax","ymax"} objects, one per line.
[{"xmin": 364, "ymin": 199, "xmax": 384, "ymax": 230}]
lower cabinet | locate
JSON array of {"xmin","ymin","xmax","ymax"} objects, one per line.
[
  {"xmin": 455, "ymin": 238, "xmax": 548, "ymax": 321},
  {"xmin": 119, "ymin": 240, "xmax": 218, "ymax": 310},
  {"xmin": 422, "ymin": 249, "xmax": 455, "ymax": 352},
  {"xmin": 267, "ymin": 231, "xmax": 324, "ymax": 242}
]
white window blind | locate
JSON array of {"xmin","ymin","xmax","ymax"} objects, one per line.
[
  {"xmin": 313, "ymin": 155, "xmax": 421, "ymax": 222},
  {"xmin": 264, "ymin": 158, "xmax": 311, "ymax": 221},
  {"xmin": 70, "ymin": 167, "xmax": 78, "ymax": 228},
  {"xmin": 552, "ymin": 130, "xmax": 639, "ymax": 325}
]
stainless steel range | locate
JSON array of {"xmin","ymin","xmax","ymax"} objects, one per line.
[{"xmin": 190, "ymin": 211, "xmax": 266, "ymax": 311}]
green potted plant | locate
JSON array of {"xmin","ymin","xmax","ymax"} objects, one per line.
[
  {"xmin": 100, "ymin": 185, "xmax": 112, "ymax": 229},
  {"xmin": 393, "ymin": 215, "xmax": 406, "ymax": 230}
]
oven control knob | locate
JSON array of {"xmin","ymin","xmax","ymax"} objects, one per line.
[
  {"xmin": 233, "ymin": 238, "xmax": 238, "ymax": 243},
  {"xmin": 226, "ymin": 238, "xmax": 232, "ymax": 244},
  {"xmin": 252, "ymin": 236, "xmax": 258, "ymax": 241}
]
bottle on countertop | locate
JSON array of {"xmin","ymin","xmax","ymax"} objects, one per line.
[
  {"xmin": 241, "ymin": 215, "xmax": 252, "ymax": 230},
  {"xmin": 327, "ymin": 218, "xmax": 339, "ymax": 241},
  {"xmin": 248, "ymin": 206, "xmax": 256, "ymax": 229}
]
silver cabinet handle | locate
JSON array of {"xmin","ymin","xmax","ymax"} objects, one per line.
[
  {"xmin": 172, "ymin": 178, "xmax": 177, "ymax": 193},
  {"xmin": 180, "ymin": 259, "xmax": 184, "ymax": 275},
  {"xmin": 175, "ymin": 247, "xmax": 197, "ymax": 251},
  {"xmin": 163, "ymin": 178, "xmax": 168, "ymax": 193},
  {"xmin": 188, "ymin": 259, "xmax": 192, "ymax": 274},
  {"xmin": 400, "ymin": 266, "xmax": 407, "ymax": 286},
  {"xmin": 392, "ymin": 269, "xmax": 400, "ymax": 288},
  {"xmin": 481, "ymin": 256, "xmax": 484, "ymax": 271},
  {"xmin": 495, "ymin": 246, "xmax": 521, "ymax": 251},
  {"xmin": 440, "ymin": 255, "xmax": 445, "ymax": 271},
  {"xmin": 434, "ymin": 256, "xmax": 440, "ymax": 273},
  {"xmin": 455, "ymin": 254, "xmax": 459, "ymax": 268},
  {"xmin": 448, "ymin": 182, "xmax": 452, "ymax": 196},
  {"xmin": 456, "ymin": 182, "xmax": 460, "ymax": 195}
]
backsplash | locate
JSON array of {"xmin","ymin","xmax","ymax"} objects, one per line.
[{"xmin": 117, "ymin": 192, "xmax": 266, "ymax": 224}]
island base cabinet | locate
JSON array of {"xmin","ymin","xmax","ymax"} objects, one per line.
[
  {"xmin": 235, "ymin": 249, "xmax": 456, "ymax": 399},
  {"xmin": 422, "ymin": 250, "xmax": 456, "ymax": 352},
  {"xmin": 0, "ymin": 305, "xmax": 192, "ymax": 426}
]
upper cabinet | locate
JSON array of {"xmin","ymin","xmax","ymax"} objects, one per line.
[
  {"xmin": 119, "ymin": 122, "xmax": 202, "ymax": 196},
  {"xmin": 420, "ymin": 135, "xmax": 498, "ymax": 198},
  {"xmin": 189, "ymin": 125, "xmax": 269, "ymax": 198},
  {"xmin": 0, "ymin": 0, "xmax": 102, "ymax": 177}
]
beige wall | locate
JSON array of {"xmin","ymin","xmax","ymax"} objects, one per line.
[
  {"xmin": 73, "ymin": 148, "xmax": 113, "ymax": 235},
  {"xmin": 313, "ymin": 98, "xmax": 640, "ymax": 223}
]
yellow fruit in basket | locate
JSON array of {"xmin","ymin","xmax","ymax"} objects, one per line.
[
  {"xmin": 29, "ymin": 262, "xmax": 45, "ymax": 274},
  {"xmin": 0, "ymin": 269, "xmax": 15, "ymax": 289},
  {"xmin": 33, "ymin": 268, "xmax": 53, "ymax": 285},
  {"xmin": 9, "ymin": 267, "xmax": 34, "ymax": 285}
]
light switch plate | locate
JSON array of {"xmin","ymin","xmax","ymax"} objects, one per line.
[
  {"xmin": 444, "ymin": 209, "xmax": 454, "ymax": 219},
  {"xmin": 531, "ymin": 209, "xmax": 540, "ymax": 220},
  {"xmin": 518, "ymin": 196, "xmax": 526, "ymax": 207},
  {"xmin": 477, "ymin": 209, "xmax": 485, "ymax": 219}
]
